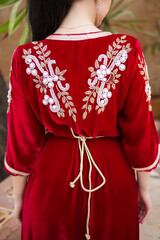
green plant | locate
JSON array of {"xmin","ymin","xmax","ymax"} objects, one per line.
[
  {"xmin": 0, "ymin": 0, "xmax": 159, "ymax": 54},
  {"xmin": 103, "ymin": 0, "xmax": 160, "ymax": 54},
  {"xmin": 0, "ymin": 0, "xmax": 28, "ymax": 44},
  {"xmin": 104, "ymin": 0, "xmax": 153, "ymax": 35}
]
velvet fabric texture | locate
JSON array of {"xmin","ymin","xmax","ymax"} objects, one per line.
[{"xmin": 4, "ymin": 32, "xmax": 160, "ymax": 240}]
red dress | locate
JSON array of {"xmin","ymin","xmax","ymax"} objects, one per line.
[{"xmin": 4, "ymin": 31, "xmax": 160, "ymax": 240}]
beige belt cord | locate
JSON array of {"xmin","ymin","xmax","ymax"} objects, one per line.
[{"xmin": 70, "ymin": 127, "xmax": 106, "ymax": 240}]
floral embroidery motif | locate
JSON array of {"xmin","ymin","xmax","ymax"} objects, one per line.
[
  {"xmin": 7, "ymin": 81, "xmax": 12, "ymax": 113},
  {"xmin": 138, "ymin": 54, "xmax": 152, "ymax": 111},
  {"xmin": 7, "ymin": 64, "xmax": 12, "ymax": 113},
  {"xmin": 82, "ymin": 35, "xmax": 132, "ymax": 119},
  {"xmin": 22, "ymin": 41, "xmax": 77, "ymax": 122}
]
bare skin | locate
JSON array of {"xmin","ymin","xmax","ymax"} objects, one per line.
[
  {"xmin": 54, "ymin": 0, "xmax": 111, "ymax": 33},
  {"xmin": 12, "ymin": 0, "xmax": 152, "ymax": 226},
  {"xmin": 137, "ymin": 172, "xmax": 152, "ymax": 224},
  {"xmin": 12, "ymin": 175, "xmax": 28, "ymax": 221}
]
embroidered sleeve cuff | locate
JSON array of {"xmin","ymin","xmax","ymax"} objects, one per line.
[
  {"xmin": 133, "ymin": 143, "xmax": 160, "ymax": 172},
  {"xmin": 4, "ymin": 156, "xmax": 31, "ymax": 176}
]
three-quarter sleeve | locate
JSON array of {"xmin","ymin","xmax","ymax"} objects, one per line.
[
  {"xmin": 118, "ymin": 39, "xmax": 160, "ymax": 172},
  {"xmin": 4, "ymin": 48, "xmax": 46, "ymax": 176}
]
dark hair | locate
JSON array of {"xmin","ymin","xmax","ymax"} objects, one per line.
[{"xmin": 27, "ymin": 0, "xmax": 74, "ymax": 41}]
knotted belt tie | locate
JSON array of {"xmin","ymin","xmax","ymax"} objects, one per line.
[{"xmin": 69, "ymin": 128, "xmax": 106, "ymax": 240}]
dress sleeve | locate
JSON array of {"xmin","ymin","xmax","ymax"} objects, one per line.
[
  {"xmin": 117, "ymin": 39, "xmax": 160, "ymax": 172},
  {"xmin": 4, "ymin": 48, "xmax": 46, "ymax": 176}
]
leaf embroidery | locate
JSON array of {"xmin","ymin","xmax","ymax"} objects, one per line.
[
  {"xmin": 82, "ymin": 35, "xmax": 132, "ymax": 119},
  {"xmin": 138, "ymin": 54, "xmax": 152, "ymax": 111},
  {"xmin": 22, "ymin": 41, "xmax": 77, "ymax": 122}
]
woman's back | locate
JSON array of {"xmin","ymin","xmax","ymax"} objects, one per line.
[
  {"xmin": 4, "ymin": 30, "xmax": 160, "ymax": 240},
  {"xmin": 4, "ymin": 0, "xmax": 160, "ymax": 239}
]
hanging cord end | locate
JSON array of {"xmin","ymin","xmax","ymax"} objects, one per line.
[
  {"xmin": 85, "ymin": 233, "xmax": 91, "ymax": 239},
  {"xmin": 69, "ymin": 182, "xmax": 75, "ymax": 188}
]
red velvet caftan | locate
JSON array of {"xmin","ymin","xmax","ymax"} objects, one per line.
[{"xmin": 4, "ymin": 31, "xmax": 160, "ymax": 240}]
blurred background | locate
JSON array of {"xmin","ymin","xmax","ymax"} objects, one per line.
[{"xmin": 0, "ymin": 0, "xmax": 160, "ymax": 239}]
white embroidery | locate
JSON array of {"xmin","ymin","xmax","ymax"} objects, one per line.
[
  {"xmin": 89, "ymin": 50, "xmax": 128, "ymax": 108},
  {"xmin": 138, "ymin": 54, "xmax": 152, "ymax": 111},
  {"xmin": 144, "ymin": 63, "xmax": 151, "ymax": 101},
  {"xmin": 145, "ymin": 82, "xmax": 151, "ymax": 101},
  {"xmin": 82, "ymin": 35, "xmax": 132, "ymax": 119},
  {"xmin": 25, "ymin": 55, "xmax": 70, "ymax": 113},
  {"xmin": 7, "ymin": 82, "xmax": 12, "ymax": 105},
  {"xmin": 22, "ymin": 43, "xmax": 77, "ymax": 121},
  {"xmin": 7, "ymin": 81, "xmax": 12, "ymax": 113}
]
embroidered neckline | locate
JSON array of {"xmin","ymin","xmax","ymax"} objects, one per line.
[{"xmin": 46, "ymin": 31, "xmax": 112, "ymax": 41}]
